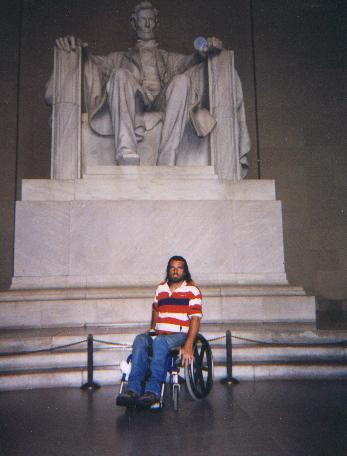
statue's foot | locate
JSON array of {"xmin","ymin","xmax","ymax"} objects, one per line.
[{"xmin": 117, "ymin": 153, "xmax": 140, "ymax": 166}]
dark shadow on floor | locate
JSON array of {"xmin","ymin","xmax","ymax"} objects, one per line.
[
  {"xmin": 1, "ymin": 381, "xmax": 347, "ymax": 456},
  {"xmin": 316, "ymin": 297, "xmax": 347, "ymax": 329}
]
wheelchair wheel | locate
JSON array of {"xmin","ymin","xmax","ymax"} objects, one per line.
[
  {"xmin": 172, "ymin": 384, "xmax": 180, "ymax": 411},
  {"xmin": 185, "ymin": 334, "xmax": 213, "ymax": 400}
]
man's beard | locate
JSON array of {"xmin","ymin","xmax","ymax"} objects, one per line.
[{"xmin": 168, "ymin": 274, "xmax": 185, "ymax": 284}]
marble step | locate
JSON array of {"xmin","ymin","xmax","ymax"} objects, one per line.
[
  {"xmin": 0, "ymin": 284, "xmax": 309, "ymax": 300},
  {"xmin": 21, "ymin": 174, "xmax": 276, "ymax": 202},
  {"xmin": 1, "ymin": 361, "xmax": 347, "ymax": 391},
  {"xmin": 1, "ymin": 343, "xmax": 346, "ymax": 373},
  {"xmin": 2, "ymin": 322, "xmax": 347, "ymax": 353},
  {"xmin": 0, "ymin": 286, "xmax": 316, "ymax": 328},
  {"xmin": 0, "ymin": 323, "xmax": 346, "ymax": 392}
]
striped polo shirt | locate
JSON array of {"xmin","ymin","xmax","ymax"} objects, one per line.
[{"xmin": 152, "ymin": 281, "xmax": 203, "ymax": 334}]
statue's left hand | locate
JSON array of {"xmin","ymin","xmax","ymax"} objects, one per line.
[
  {"xmin": 207, "ymin": 37, "xmax": 223, "ymax": 52},
  {"xmin": 196, "ymin": 36, "xmax": 222, "ymax": 57}
]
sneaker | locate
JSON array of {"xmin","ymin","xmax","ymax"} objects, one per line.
[
  {"xmin": 116, "ymin": 390, "xmax": 139, "ymax": 407},
  {"xmin": 136, "ymin": 391, "xmax": 160, "ymax": 409}
]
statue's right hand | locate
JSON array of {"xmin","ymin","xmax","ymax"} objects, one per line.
[{"xmin": 55, "ymin": 35, "xmax": 88, "ymax": 52}]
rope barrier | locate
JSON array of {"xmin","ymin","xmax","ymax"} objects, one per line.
[
  {"xmin": 206, "ymin": 335, "xmax": 227, "ymax": 343},
  {"xmin": 81, "ymin": 334, "xmax": 100, "ymax": 390},
  {"xmin": 93, "ymin": 338, "xmax": 132, "ymax": 348},
  {"xmin": 207, "ymin": 334, "xmax": 347, "ymax": 347},
  {"xmin": 220, "ymin": 330, "xmax": 239, "ymax": 385},
  {"xmin": 0, "ymin": 339, "xmax": 88, "ymax": 356},
  {"xmin": 3, "ymin": 329, "xmax": 347, "ymax": 395},
  {"xmin": 2, "ymin": 333, "xmax": 346, "ymax": 358},
  {"xmin": 228, "ymin": 334, "xmax": 347, "ymax": 347}
]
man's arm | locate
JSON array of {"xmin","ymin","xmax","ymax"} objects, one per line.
[
  {"xmin": 179, "ymin": 316, "xmax": 200, "ymax": 367},
  {"xmin": 149, "ymin": 308, "xmax": 158, "ymax": 332}
]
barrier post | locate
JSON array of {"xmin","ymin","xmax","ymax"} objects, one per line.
[
  {"xmin": 220, "ymin": 330, "xmax": 239, "ymax": 385},
  {"xmin": 81, "ymin": 334, "xmax": 101, "ymax": 391}
]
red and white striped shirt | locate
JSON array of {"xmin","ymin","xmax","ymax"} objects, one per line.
[{"xmin": 152, "ymin": 281, "xmax": 203, "ymax": 334}]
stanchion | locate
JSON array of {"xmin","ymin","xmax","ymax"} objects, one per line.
[
  {"xmin": 220, "ymin": 330, "xmax": 239, "ymax": 385},
  {"xmin": 81, "ymin": 334, "xmax": 100, "ymax": 391}
]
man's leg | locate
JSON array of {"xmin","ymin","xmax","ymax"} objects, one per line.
[
  {"xmin": 116, "ymin": 333, "xmax": 152, "ymax": 406},
  {"xmin": 106, "ymin": 68, "xmax": 144, "ymax": 165},
  {"xmin": 127, "ymin": 333, "xmax": 152, "ymax": 395},
  {"xmin": 157, "ymin": 74, "xmax": 191, "ymax": 166},
  {"xmin": 143, "ymin": 333, "xmax": 187, "ymax": 399}
]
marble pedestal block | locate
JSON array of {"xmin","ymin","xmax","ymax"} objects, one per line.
[{"xmin": 12, "ymin": 168, "xmax": 287, "ymax": 290}]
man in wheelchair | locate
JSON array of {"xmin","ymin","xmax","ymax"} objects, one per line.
[{"xmin": 116, "ymin": 255, "xmax": 202, "ymax": 409}]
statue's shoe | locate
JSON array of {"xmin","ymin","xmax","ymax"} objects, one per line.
[{"xmin": 117, "ymin": 153, "xmax": 140, "ymax": 166}]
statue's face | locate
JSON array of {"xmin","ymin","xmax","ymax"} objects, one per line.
[{"xmin": 134, "ymin": 8, "xmax": 157, "ymax": 40}]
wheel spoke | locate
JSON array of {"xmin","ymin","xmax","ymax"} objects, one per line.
[
  {"xmin": 196, "ymin": 367, "xmax": 205, "ymax": 391},
  {"xmin": 185, "ymin": 334, "xmax": 214, "ymax": 400},
  {"xmin": 197, "ymin": 345, "xmax": 205, "ymax": 364}
]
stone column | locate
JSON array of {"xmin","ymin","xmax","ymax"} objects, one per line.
[{"xmin": 51, "ymin": 46, "xmax": 82, "ymax": 179}]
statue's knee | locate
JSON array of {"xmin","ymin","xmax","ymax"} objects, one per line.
[
  {"xmin": 169, "ymin": 73, "xmax": 190, "ymax": 91},
  {"xmin": 107, "ymin": 68, "xmax": 133, "ymax": 91}
]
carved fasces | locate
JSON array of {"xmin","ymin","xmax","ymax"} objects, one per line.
[{"xmin": 51, "ymin": 46, "xmax": 82, "ymax": 179}]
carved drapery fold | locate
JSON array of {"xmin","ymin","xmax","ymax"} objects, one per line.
[{"xmin": 208, "ymin": 50, "xmax": 250, "ymax": 181}]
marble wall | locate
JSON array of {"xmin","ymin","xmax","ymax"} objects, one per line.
[
  {"xmin": 252, "ymin": 0, "xmax": 347, "ymax": 298},
  {"xmin": 13, "ymin": 199, "xmax": 287, "ymax": 289},
  {"xmin": 0, "ymin": 1, "xmax": 20, "ymax": 289},
  {"xmin": 1, "ymin": 0, "xmax": 346, "ymax": 298}
]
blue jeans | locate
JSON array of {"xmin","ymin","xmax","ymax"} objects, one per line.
[{"xmin": 127, "ymin": 332, "xmax": 187, "ymax": 398}]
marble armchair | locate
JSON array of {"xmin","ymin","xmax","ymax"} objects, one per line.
[{"xmin": 46, "ymin": 46, "xmax": 250, "ymax": 181}]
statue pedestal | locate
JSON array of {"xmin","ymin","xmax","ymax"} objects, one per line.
[
  {"xmin": 13, "ymin": 167, "xmax": 287, "ymax": 290},
  {"xmin": 7, "ymin": 166, "xmax": 316, "ymax": 327}
]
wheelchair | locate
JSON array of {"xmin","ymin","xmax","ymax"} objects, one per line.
[{"xmin": 118, "ymin": 333, "xmax": 213, "ymax": 411}]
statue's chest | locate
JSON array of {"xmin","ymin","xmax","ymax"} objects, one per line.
[{"xmin": 139, "ymin": 49, "xmax": 160, "ymax": 81}]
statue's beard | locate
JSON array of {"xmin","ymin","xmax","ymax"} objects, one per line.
[{"xmin": 136, "ymin": 29, "xmax": 156, "ymax": 41}]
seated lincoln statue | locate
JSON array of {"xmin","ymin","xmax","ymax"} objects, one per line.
[{"xmin": 45, "ymin": 1, "xmax": 250, "ymax": 180}]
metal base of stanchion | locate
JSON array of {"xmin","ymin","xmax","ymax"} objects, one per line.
[
  {"xmin": 220, "ymin": 377, "xmax": 240, "ymax": 385},
  {"xmin": 81, "ymin": 382, "xmax": 101, "ymax": 391}
]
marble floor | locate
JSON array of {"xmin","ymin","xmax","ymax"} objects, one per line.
[{"xmin": 1, "ymin": 380, "xmax": 346, "ymax": 456}]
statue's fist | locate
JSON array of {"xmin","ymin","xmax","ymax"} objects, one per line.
[
  {"xmin": 55, "ymin": 35, "xmax": 88, "ymax": 52},
  {"xmin": 194, "ymin": 36, "xmax": 222, "ymax": 57},
  {"xmin": 207, "ymin": 36, "xmax": 223, "ymax": 52}
]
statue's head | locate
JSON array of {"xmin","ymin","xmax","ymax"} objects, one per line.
[{"xmin": 130, "ymin": 2, "xmax": 159, "ymax": 41}]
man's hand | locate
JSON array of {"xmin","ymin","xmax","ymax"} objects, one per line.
[
  {"xmin": 180, "ymin": 316, "xmax": 200, "ymax": 367},
  {"xmin": 179, "ymin": 343, "xmax": 194, "ymax": 367},
  {"xmin": 55, "ymin": 35, "xmax": 88, "ymax": 52}
]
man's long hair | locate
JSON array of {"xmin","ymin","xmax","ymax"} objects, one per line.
[{"xmin": 165, "ymin": 256, "xmax": 193, "ymax": 284}]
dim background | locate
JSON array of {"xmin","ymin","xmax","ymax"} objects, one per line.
[{"xmin": 1, "ymin": 0, "xmax": 346, "ymax": 299}]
